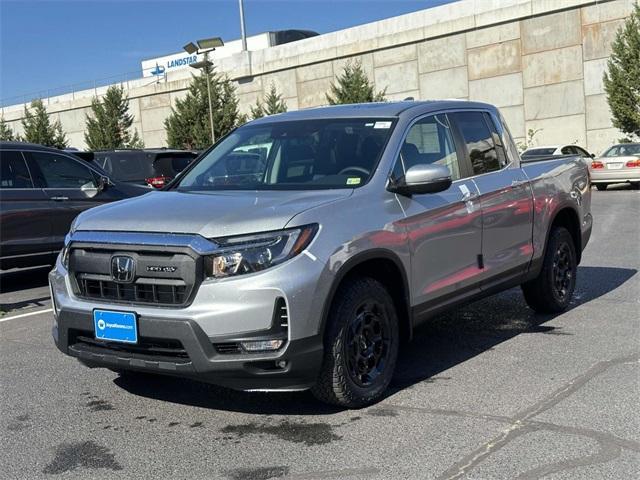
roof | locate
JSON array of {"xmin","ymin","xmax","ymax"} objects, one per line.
[
  {"xmin": 248, "ymin": 100, "xmax": 498, "ymax": 125},
  {"xmin": 0, "ymin": 141, "xmax": 64, "ymax": 152}
]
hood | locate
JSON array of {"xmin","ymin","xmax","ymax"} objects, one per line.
[{"xmin": 76, "ymin": 189, "xmax": 352, "ymax": 238}]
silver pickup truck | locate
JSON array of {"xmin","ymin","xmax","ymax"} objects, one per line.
[{"xmin": 50, "ymin": 101, "xmax": 592, "ymax": 407}]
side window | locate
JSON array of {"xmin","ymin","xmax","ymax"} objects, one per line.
[
  {"xmin": 28, "ymin": 152, "xmax": 97, "ymax": 188},
  {"xmin": 396, "ymin": 114, "xmax": 461, "ymax": 181},
  {"xmin": 561, "ymin": 146, "xmax": 573, "ymax": 155},
  {"xmin": 0, "ymin": 151, "xmax": 33, "ymax": 188},
  {"xmin": 452, "ymin": 111, "xmax": 505, "ymax": 175},
  {"xmin": 483, "ymin": 113, "xmax": 509, "ymax": 168},
  {"xmin": 574, "ymin": 147, "xmax": 588, "ymax": 157}
]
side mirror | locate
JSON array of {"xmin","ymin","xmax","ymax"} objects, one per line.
[
  {"xmin": 388, "ymin": 164, "xmax": 452, "ymax": 196},
  {"xmin": 98, "ymin": 176, "xmax": 110, "ymax": 191},
  {"xmin": 590, "ymin": 153, "xmax": 595, "ymax": 158}
]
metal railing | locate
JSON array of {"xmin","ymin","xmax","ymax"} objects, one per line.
[{"xmin": 0, "ymin": 67, "xmax": 167, "ymax": 108}]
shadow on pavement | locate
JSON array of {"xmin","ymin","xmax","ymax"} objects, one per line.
[
  {"xmin": 0, "ymin": 266, "xmax": 51, "ymax": 294},
  {"xmin": 110, "ymin": 265, "xmax": 634, "ymax": 413}
]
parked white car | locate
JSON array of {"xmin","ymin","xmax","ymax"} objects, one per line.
[
  {"xmin": 590, "ymin": 143, "xmax": 640, "ymax": 191},
  {"xmin": 521, "ymin": 144, "xmax": 593, "ymax": 161}
]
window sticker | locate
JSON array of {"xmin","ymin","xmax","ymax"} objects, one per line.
[
  {"xmin": 365, "ymin": 122, "xmax": 375, "ymax": 127},
  {"xmin": 346, "ymin": 177, "xmax": 362, "ymax": 185},
  {"xmin": 374, "ymin": 121, "xmax": 392, "ymax": 129}
]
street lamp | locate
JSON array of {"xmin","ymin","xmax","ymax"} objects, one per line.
[{"xmin": 183, "ymin": 36, "xmax": 224, "ymax": 144}]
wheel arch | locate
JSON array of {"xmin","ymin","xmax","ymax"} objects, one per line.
[
  {"xmin": 548, "ymin": 206, "xmax": 582, "ymax": 264},
  {"xmin": 319, "ymin": 249, "xmax": 412, "ymax": 344}
]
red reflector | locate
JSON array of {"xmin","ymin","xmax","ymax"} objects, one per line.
[
  {"xmin": 591, "ymin": 161, "xmax": 604, "ymax": 169},
  {"xmin": 625, "ymin": 158, "xmax": 640, "ymax": 168},
  {"xmin": 145, "ymin": 176, "xmax": 170, "ymax": 188}
]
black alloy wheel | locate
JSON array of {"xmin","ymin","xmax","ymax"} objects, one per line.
[
  {"xmin": 345, "ymin": 300, "xmax": 392, "ymax": 388},
  {"xmin": 312, "ymin": 277, "xmax": 399, "ymax": 407}
]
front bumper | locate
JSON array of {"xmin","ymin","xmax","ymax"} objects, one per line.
[
  {"xmin": 52, "ymin": 306, "xmax": 323, "ymax": 391},
  {"xmin": 48, "ymin": 231, "xmax": 331, "ymax": 390}
]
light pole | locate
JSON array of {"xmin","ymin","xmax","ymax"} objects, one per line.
[
  {"xmin": 239, "ymin": 0, "xmax": 247, "ymax": 51},
  {"xmin": 183, "ymin": 37, "xmax": 224, "ymax": 144}
]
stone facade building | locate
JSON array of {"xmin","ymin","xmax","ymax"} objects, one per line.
[{"xmin": 1, "ymin": 0, "xmax": 636, "ymax": 153}]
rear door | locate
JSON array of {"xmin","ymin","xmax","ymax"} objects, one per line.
[
  {"xmin": 449, "ymin": 110, "xmax": 534, "ymax": 286},
  {"xmin": 393, "ymin": 113, "xmax": 483, "ymax": 314},
  {"xmin": 25, "ymin": 151, "xmax": 107, "ymax": 245},
  {"xmin": 0, "ymin": 150, "xmax": 54, "ymax": 259}
]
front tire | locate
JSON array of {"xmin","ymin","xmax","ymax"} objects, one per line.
[
  {"xmin": 312, "ymin": 277, "xmax": 399, "ymax": 408},
  {"xmin": 595, "ymin": 183, "xmax": 608, "ymax": 191},
  {"xmin": 522, "ymin": 227, "xmax": 577, "ymax": 313}
]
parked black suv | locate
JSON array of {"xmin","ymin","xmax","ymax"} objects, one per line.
[
  {"xmin": 0, "ymin": 142, "xmax": 150, "ymax": 269},
  {"xmin": 80, "ymin": 149, "xmax": 198, "ymax": 188}
]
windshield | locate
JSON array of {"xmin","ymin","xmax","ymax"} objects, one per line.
[
  {"xmin": 176, "ymin": 118, "xmax": 395, "ymax": 191},
  {"xmin": 602, "ymin": 144, "xmax": 640, "ymax": 157},
  {"xmin": 522, "ymin": 147, "xmax": 556, "ymax": 157}
]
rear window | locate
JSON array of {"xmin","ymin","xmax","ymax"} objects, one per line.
[
  {"xmin": 522, "ymin": 148, "xmax": 556, "ymax": 157},
  {"xmin": 153, "ymin": 153, "xmax": 197, "ymax": 178},
  {"xmin": 94, "ymin": 152, "xmax": 197, "ymax": 182},
  {"xmin": 602, "ymin": 144, "xmax": 640, "ymax": 157},
  {"xmin": 94, "ymin": 152, "xmax": 155, "ymax": 182}
]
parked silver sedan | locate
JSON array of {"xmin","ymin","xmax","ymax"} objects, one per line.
[{"xmin": 590, "ymin": 143, "xmax": 640, "ymax": 191}]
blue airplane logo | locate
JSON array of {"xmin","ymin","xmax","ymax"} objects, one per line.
[{"xmin": 150, "ymin": 63, "xmax": 165, "ymax": 76}]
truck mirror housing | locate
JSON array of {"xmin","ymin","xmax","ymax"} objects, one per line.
[{"xmin": 389, "ymin": 164, "xmax": 452, "ymax": 196}]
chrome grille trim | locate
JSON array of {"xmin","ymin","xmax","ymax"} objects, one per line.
[{"xmin": 67, "ymin": 231, "xmax": 218, "ymax": 255}]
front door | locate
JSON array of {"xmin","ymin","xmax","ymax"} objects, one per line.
[
  {"xmin": 393, "ymin": 113, "xmax": 483, "ymax": 317},
  {"xmin": 25, "ymin": 151, "xmax": 106, "ymax": 245}
]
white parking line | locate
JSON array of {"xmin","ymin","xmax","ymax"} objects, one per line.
[{"xmin": 0, "ymin": 308, "xmax": 53, "ymax": 322}]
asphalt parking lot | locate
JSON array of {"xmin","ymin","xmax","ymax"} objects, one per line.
[{"xmin": 1, "ymin": 186, "xmax": 638, "ymax": 480}]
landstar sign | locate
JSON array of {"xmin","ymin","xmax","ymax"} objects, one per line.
[
  {"xmin": 140, "ymin": 32, "xmax": 272, "ymax": 77},
  {"xmin": 141, "ymin": 52, "xmax": 202, "ymax": 77}
]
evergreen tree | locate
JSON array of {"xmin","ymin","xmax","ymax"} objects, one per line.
[
  {"xmin": 0, "ymin": 117, "xmax": 16, "ymax": 141},
  {"xmin": 21, "ymin": 99, "xmax": 68, "ymax": 148},
  {"xmin": 164, "ymin": 60, "xmax": 244, "ymax": 149},
  {"xmin": 603, "ymin": 4, "xmax": 640, "ymax": 139},
  {"xmin": 251, "ymin": 83, "xmax": 288, "ymax": 120},
  {"xmin": 326, "ymin": 61, "xmax": 386, "ymax": 105},
  {"xmin": 85, "ymin": 85, "xmax": 143, "ymax": 150}
]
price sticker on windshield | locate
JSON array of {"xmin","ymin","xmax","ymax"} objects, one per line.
[
  {"xmin": 373, "ymin": 121, "xmax": 392, "ymax": 129},
  {"xmin": 346, "ymin": 177, "xmax": 361, "ymax": 185}
]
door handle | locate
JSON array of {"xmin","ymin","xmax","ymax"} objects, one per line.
[
  {"xmin": 461, "ymin": 190, "xmax": 478, "ymax": 202},
  {"xmin": 51, "ymin": 196, "xmax": 69, "ymax": 201}
]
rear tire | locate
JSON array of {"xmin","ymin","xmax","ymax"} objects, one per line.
[
  {"xmin": 312, "ymin": 277, "xmax": 399, "ymax": 408},
  {"xmin": 595, "ymin": 184, "xmax": 608, "ymax": 191},
  {"xmin": 522, "ymin": 227, "xmax": 577, "ymax": 314}
]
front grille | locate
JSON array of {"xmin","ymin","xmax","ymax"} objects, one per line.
[
  {"xmin": 69, "ymin": 329, "xmax": 190, "ymax": 362},
  {"xmin": 214, "ymin": 342, "xmax": 243, "ymax": 355},
  {"xmin": 77, "ymin": 275, "xmax": 188, "ymax": 305},
  {"xmin": 69, "ymin": 246, "xmax": 200, "ymax": 307}
]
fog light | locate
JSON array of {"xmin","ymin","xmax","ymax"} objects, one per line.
[{"xmin": 240, "ymin": 339, "xmax": 284, "ymax": 352}]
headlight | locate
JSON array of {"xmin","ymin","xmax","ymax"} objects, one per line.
[{"xmin": 204, "ymin": 224, "xmax": 318, "ymax": 278}]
